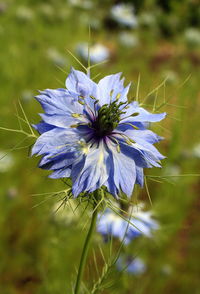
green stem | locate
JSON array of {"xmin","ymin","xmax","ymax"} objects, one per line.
[{"xmin": 74, "ymin": 196, "xmax": 98, "ymax": 294}]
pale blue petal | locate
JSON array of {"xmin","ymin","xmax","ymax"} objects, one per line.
[
  {"xmin": 49, "ymin": 167, "xmax": 71, "ymax": 179},
  {"xmin": 135, "ymin": 166, "xmax": 144, "ymax": 186},
  {"xmin": 72, "ymin": 142, "xmax": 109, "ymax": 196},
  {"xmin": 32, "ymin": 122, "xmax": 55, "ymax": 134},
  {"xmin": 38, "ymin": 151, "xmax": 76, "ymax": 170},
  {"xmin": 39, "ymin": 113, "xmax": 76, "ymax": 128},
  {"xmin": 121, "ymin": 101, "xmax": 166, "ymax": 123},
  {"xmin": 107, "ymin": 139, "xmax": 136, "ymax": 197},
  {"xmin": 36, "ymin": 89, "xmax": 82, "ymax": 114},
  {"xmin": 97, "ymin": 73, "xmax": 130, "ymax": 106},
  {"xmin": 65, "ymin": 67, "xmax": 97, "ymax": 97},
  {"xmin": 31, "ymin": 128, "xmax": 78, "ymax": 156},
  {"xmin": 124, "ymin": 129, "xmax": 163, "ymax": 144}
]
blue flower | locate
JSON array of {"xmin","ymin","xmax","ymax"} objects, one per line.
[
  {"xmin": 32, "ymin": 68, "xmax": 166, "ymax": 197},
  {"xmin": 97, "ymin": 208, "xmax": 159, "ymax": 244},
  {"xmin": 117, "ymin": 256, "xmax": 146, "ymax": 275}
]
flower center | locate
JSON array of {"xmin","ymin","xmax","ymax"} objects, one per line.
[{"xmin": 92, "ymin": 101, "xmax": 126, "ymax": 137}]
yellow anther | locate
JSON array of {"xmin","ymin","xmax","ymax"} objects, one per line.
[
  {"xmin": 90, "ymin": 95, "xmax": 96, "ymax": 100},
  {"xmin": 71, "ymin": 113, "xmax": 81, "ymax": 118},
  {"xmin": 122, "ymin": 122, "xmax": 139, "ymax": 129},
  {"xmin": 125, "ymin": 140, "xmax": 132, "ymax": 145},
  {"xmin": 131, "ymin": 112, "xmax": 139, "ymax": 117},
  {"xmin": 132, "ymin": 124, "xmax": 139, "ymax": 129},
  {"xmin": 116, "ymin": 144, "xmax": 121, "ymax": 153},
  {"xmin": 116, "ymin": 93, "xmax": 121, "ymax": 100},
  {"xmin": 110, "ymin": 89, "xmax": 114, "ymax": 97},
  {"xmin": 78, "ymin": 100, "xmax": 85, "ymax": 105},
  {"xmin": 70, "ymin": 124, "xmax": 78, "ymax": 128},
  {"xmin": 125, "ymin": 139, "xmax": 135, "ymax": 145},
  {"xmin": 79, "ymin": 95, "xmax": 84, "ymax": 99}
]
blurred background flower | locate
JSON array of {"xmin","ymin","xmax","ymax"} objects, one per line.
[
  {"xmin": 97, "ymin": 206, "xmax": 159, "ymax": 244},
  {"xmin": 118, "ymin": 32, "xmax": 139, "ymax": 48},
  {"xmin": 117, "ymin": 256, "xmax": 146, "ymax": 275},
  {"xmin": 76, "ymin": 42, "xmax": 110, "ymax": 64},
  {"xmin": 0, "ymin": 151, "xmax": 15, "ymax": 173},
  {"xmin": 47, "ymin": 47, "xmax": 68, "ymax": 67},
  {"xmin": 184, "ymin": 28, "xmax": 200, "ymax": 48},
  {"xmin": 110, "ymin": 3, "xmax": 138, "ymax": 28}
]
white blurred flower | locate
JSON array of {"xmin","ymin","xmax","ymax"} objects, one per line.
[
  {"xmin": 162, "ymin": 70, "xmax": 179, "ymax": 85},
  {"xmin": 21, "ymin": 90, "xmax": 34, "ymax": 103},
  {"xmin": 161, "ymin": 264, "xmax": 173, "ymax": 276},
  {"xmin": 68, "ymin": 0, "xmax": 93, "ymax": 9},
  {"xmin": 0, "ymin": 151, "xmax": 15, "ymax": 173},
  {"xmin": 118, "ymin": 32, "xmax": 139, "ymax": 47},
  {"xmin": 192, "ymin": 143, "xmax": 200, "ymax": 158},
  {"xmin": 15, "ymin": 6, "xmax": 34, "ymax": 22},
  {"xmin": 76, "ymin": 43, "xmax": 109, "ymax": 64},
  {"xmin": 0, "ymin": 2, "xmax": 7, "ymax": 14},
  {"xmin": 39, "ymin": 4, "xmax": 55, "ymax": 21},
  {"xmin": 139, "ymin": 12, "xmax": 156, "ymax": 28},
  {"xmin": 184, "ymin": 28, "xmax": 200, "ymax": 48},
  {"xmin": 110, "ymin": 3, "xmax": 137, "ymax": 28},
  {"xmin": 7, "ymin": 187, "xmax": 18, "ymax": 199},
  {"xmin": 47, "ymin": 48, "xmax": 68, "ymax": 67},
  {"xmin": 164, "ymin": 164, "xmax": 181, "ymax": 176}
]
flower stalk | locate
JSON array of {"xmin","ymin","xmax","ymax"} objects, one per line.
[{"xmin": 74, "ymin": 193, "xmax": 99, "ymax": 294}]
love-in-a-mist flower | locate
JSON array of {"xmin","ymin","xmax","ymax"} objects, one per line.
[
  {"xmin": 97, "ymin": 208, "xmax": 159, "ymax": 244},
  {"xmin": 32, "ymin": 68, "xmax": 166, "ymax": 197}
]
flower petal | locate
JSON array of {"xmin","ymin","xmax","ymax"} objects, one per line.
[
  {"xmin": 31, "ymin": 128, "xmax": 79, "ymax": 157},
  {"xmin": 49, "ymin": 167, "xmax": 71, "ymax": 179},
  {"xmin": 65, "ymin": 67, "xmax": 97, "ymax": 97},
  {"xmin": 72, "ymin": 142, "xmax": 109, "ymax": 196},
  {"xmin": 97, "ymin": 73, "xmax": 130, "ymax": 105},
  {"xmin": 121, "ymin": 101, "xmax": 166, "ymax": 123},
  {"xmin": 106, "ymin": 139, "xmax": 137, "ymax": 197},
  {"xmin": 124, "ymin": 129, "xmax": 163, "ymax": 144},
  {"xmin": 32, "ymin": 121, "xmax": 55, "ymax": 134},
  {"xmin": 36, "ymin": 89, "xmax": 82, "ymax": 115}
]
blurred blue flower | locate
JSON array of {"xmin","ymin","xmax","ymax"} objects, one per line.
[
  {"xmin": 117, "ymin": 256, "xmax": 146, "ymax": 275},
  {"xmin": 76, "ymin": 43, "xmax": 110, "ymax": 64},
  {"xmin": 110, "ymin": 3, "xmax": 138, "ymax": 28},
  {"xmin": 32, "ymin": 68, "xmax": 165, "ymax": 197},
  {"xmin": 97, "ymin": 208, "xmax": 159, "ymax": 244}
]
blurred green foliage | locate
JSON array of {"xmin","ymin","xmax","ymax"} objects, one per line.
[{"xmin": 0, "ymin": 0, "xmax": 200, "ymax": 293}]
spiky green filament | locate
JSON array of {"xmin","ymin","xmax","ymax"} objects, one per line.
[
  {"xmin": 92, "ymin": 101, "xmax": 126, "ymax": 137},
  {"xmin": 92, "ymin": 100, "xmax": 139, "ymax": 138}
]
